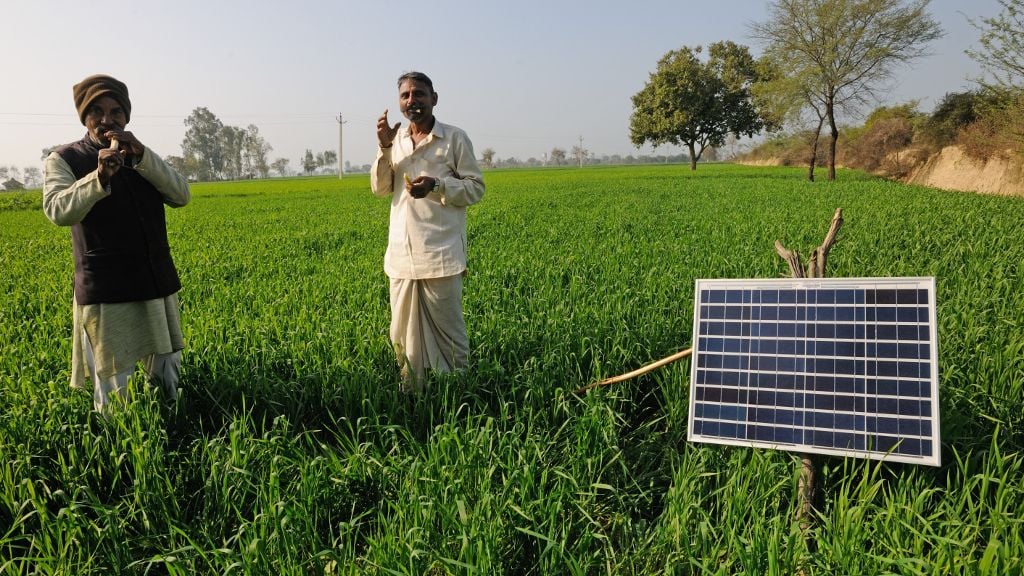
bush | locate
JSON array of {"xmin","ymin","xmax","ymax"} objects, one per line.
[
  {"xmin": 844, "ymin": 117, "xmax": 915, "ymax": 175},
  {"xmin": 919, "ymin": 91, "xmax": 983, "ymax": 150},
  {"xmin": 957, "ymin": 89, "xmax": 1024, "ymax": 161}
]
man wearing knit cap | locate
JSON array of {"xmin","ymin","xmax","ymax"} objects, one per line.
[{"xmin": 43, "ymin": 74, "xmax": 191, "ymax": 411}]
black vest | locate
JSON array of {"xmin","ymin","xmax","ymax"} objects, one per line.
[{"xmin": 57, "ymin": 135, "xmax": 181, "ymax": 305}]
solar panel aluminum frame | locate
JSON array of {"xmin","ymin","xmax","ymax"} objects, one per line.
[{"xmin": 688, "ymin": 277, "xmax": 940, "ymax": 466}]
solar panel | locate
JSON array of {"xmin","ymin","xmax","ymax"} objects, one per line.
[{"xmin": 688, "ymin": 277, "xmax": 940, "ymax": 466}]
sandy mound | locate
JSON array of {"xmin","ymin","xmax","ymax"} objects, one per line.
[{"xmin": 905, "ymin": 146, "xmax": 1024, "ymax": 196}]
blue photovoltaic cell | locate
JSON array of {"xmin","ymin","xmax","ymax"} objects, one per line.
[{"xmin": 688, "ymin": 278, "xmax": 940, "ymax": 466}]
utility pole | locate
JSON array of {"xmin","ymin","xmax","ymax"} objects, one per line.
[
  {"xmin": 336, "ymin": 113, "xmax": 347, "ymax": 179},
  {"xmin": 577, "ymin": 135, "xmax": 585, "ymax": 168}
]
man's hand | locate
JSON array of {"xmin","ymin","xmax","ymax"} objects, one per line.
[
  {"xmin": 377, "ymin": 109, "xmax": 400, "ymax": 149},
  {"xmin": 96, "ymin": 146, "xmax": 123, "ymax": 185},
  {"xmin": 405, "ymin": 175, "xmax": 436, "ymax": 199},
  {"xmin": 104, "ymin": 130, "xmax": 144, "ymax": 159}
]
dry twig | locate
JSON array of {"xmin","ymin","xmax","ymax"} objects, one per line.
[{"xmin": 574, "ymin": 347, "xmax": 692, "ymax": 394}]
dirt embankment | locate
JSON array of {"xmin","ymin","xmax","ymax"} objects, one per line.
[
  {"xmin": 904, "ymin": 146, "xmax": 1024, "ymax": 196},
  {"xmin": 740, "ymin": 146, "xmax": 1024, "ymax": 196}
]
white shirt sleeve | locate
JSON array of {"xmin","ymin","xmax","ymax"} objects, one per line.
[
  {"xmin": 135, "ymin": 146, "xmax": 190, "ymax": 207},
  {"xmin": 42, "ymin": 153, "xmax": 110, "ymax": 226},
  {"xmin": 437, "ymin": 131, "xmax": 485, "ymax": 208},
  {"xmin": 370, "ymin": 146, "xmax": 395, "ymax": 197}
]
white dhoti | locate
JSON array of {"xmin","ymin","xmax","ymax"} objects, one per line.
[
  {"xmin": 71, "ymin": 293, "xmax": 185, "ymax": 411},
  {"xmin": 388, "ymin": 275, "xmax": 469, "ymax": 390},
  {"xmin": 83, "ymin": 327, "xmax": 181, "ymax": 411}
]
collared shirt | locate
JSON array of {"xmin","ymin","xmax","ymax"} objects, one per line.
[
  {"xmin": 371, "ymin": 120, "xmax": 485, "ymax": 279},
  {"xmin": 43, "ymin": 146, "xmax": 189, "ymax": 384}
]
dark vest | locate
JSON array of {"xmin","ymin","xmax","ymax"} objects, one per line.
[{"xmin": 57, "ymin": 135, "xmax": 181, "ymax": 305}]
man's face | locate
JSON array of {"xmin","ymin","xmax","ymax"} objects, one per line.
[
  {"xmin": 398, "ymin": 79, "xmax": 437, "ymax": 124},
  {"xmin": 84, "ymin": 96, "xmax": 127, "ymax": 146}
]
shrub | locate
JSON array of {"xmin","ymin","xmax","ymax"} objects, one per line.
[
  {"xmin": 957, "ymin": 88, "xmax": 1024, "ymax": 161},
  {"xmin": 844, "ymin": 117, "xmax": 915, "ymax": 175},
  {"xmin": 919, "ymin": 91, "xmax": 983, "ymax": 150}
]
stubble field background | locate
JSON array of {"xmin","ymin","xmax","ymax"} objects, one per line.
[{"xmin": 1, "ymin": 164, "xmax": 1022, "ymax": 574}]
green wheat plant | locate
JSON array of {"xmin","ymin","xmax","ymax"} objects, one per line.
[{"xmin": 1, "ymin": 165, "xmax": 1021, "ymax": 574}]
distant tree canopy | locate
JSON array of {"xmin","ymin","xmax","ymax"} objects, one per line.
[
  {"xmin": 968, "ymin": 0, "xmax": 1024, "ymax": 90},
  {"xmin": 179, "ymin": 108, "xmax": 273, "ymax": 181},
  {"xmin": 750, "ymin": 0, "xmax": 943, "ymax": 181},
  {"xmin": 270, "ymin": 157, "xmax": 290, "ymax": 177},
  {"xmin": 549, "ymin": 147, "xmax": 567, "ymax": 165},
  {"xmin": 316, "ymin": 150, "xmax": 337, "ymax": 172},
  {"xmin": 181, "ymin": 107, "xmax": 223, "ymax": 181},
  {"xmin": 481, "ymin": 148, "xmax": 495, "ymax": 168},
  {"xmin": 302, "ymin": 149, "xmax": 317, "ymax": 175},
  {"xmin": 629, "ymin": 41, "xmax": 768, "ymax": 171},
  {"xmin": 21, "ymin": 167, "xmax": 42, "ymax": 189}
]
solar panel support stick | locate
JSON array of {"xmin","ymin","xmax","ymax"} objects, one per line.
[{"xmin": 774, "ymin": 207, "xmax": 843, "ymax": 533}]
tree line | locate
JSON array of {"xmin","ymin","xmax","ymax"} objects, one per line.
[
  {"xmin": 0, "ymin": 166, "xmax": 42, "ymax": 190},
  {"xmin": 165, "ymin": 107, "xmax": 273, "ymax": 181},
  {"xmin": 478, "ymin": 147, "xmax": 699, "ymax": 169},
  {"xmin": 629, "ymin": 0, "xmax": 1024, "ymax": 182},
  {"xmin": 628, "ymin": 0, "xmax": 947, "ymax": 181},
  {"xmin": 8, "ymin": 1, "xmax": 1019, "ymax": 188},
  {"xmin": 163, "ymin": 108, "xmax": 339, "ymax": 181}
]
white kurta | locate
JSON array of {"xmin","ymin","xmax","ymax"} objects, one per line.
[
  {"xmin": 43, "ymin": 145, "xmax": 190, "ymax": 389},
  {"xmin": 371, "ymin": 120, "xmax": 485, "ymax": 279}
]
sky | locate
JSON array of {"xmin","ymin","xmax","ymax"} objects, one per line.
[{"xmin": 0, "ymin": 0, "xmax": 1004, "ymax": 176}]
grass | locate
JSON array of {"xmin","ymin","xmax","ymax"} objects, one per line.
[{"xmin": 1, "ymin": 164, "xmax": 1022, "ymax": 574}]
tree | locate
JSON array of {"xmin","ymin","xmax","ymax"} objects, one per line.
[
  {"xmin": 22, "ymin": 167, "xmax": 42, "ymax": 188},
  {"xmin": 321, "ymin": 150, "xmax": 337, "ymax": 173},
  {"xmin": 182, "ymin": 110, "xmax": 275, "ymax": 180},
  {"xmin": 751, "ymin": 54, "xmax": 830, "ymax": 180},
  {"xmin": 271, "ymin": 157, "xmax": 290, "ymax": 177},
  {"xmin": 630, "ymin": 41, "xmax": 767, "ymax": 171},
  {"xmin": 182, "ymin": 107, "xmax": 224, "ymax": 181},
  {"xmin": 245, "ymin": 124, "xmax": 272, "ymax": 178},
  {"xmin": 549, "ymin": 147, "xmax": 567, "ymax": 165},
  {"xmin": 968, "ymin": 0, "xmax": 1024, "ymax": 89},
  {"xmin": 750, "ymin": 0, "xmax": 943, "ymax": 180},
  {"xmin": 571, "ymin": 144, "xmax": 589, "ymax": 167},
  {"xmin": 219, "ymin": 125, "xmax": 245, "ymax": 180},
  {"xmin": 481, "ymin": 148, "xmax": 495, "ymax": 168},
  {"xmin": 302, "ymin": 149, "xmax": 317, "ymax": 175},
  {"xmin": 311, "ymin": 150, "xmax": 337, "ymax": 173}
]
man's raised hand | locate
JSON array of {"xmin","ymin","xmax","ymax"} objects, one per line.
[{"xmin": 377, "ymin": 109, "xmax": 400, "ymax": 149}]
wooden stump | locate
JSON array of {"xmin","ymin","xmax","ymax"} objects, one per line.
[{"xmin": 774, "ymin": 207, "xmax": 843, "ymax": 534}]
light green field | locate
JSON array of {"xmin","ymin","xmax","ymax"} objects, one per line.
[{"xmin": 1, "ymin": 165, "xmax": 1022, "ymax": 574}]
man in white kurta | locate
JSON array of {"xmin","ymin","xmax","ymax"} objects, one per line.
[
  {"xmin": 43, "ymin": 74, "xmax": 190, "ymax": 411},
  {"xmin": 371, "ymin": 72, "xmax": 485, "ymax": 390}
]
